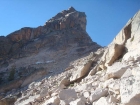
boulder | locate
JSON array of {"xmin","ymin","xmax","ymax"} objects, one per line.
[
  {"xmin": 103, "ymin": 78, "xmax": 114, "ymax": 88},
  {"xmin": 93, "ymin": 97, "xmax": 109, "ymax": 105},
  {"xmin": 123, "ymin": 49, "xmax": 140, "ymax": 62},
  {"xmin": 89, "ymin": 88, "xmax": 108, "ymax": 103},
  {"xmin": 60, "ymin": 100, "xmax": 68, "ymax": 105},
  {"xmin": 14, "ymin": 95, "xmax": 40, "ymax": 105},
  {"xmin": 106, "ymin": 62, "xmax": 128, "ymax": 79},
  {"xmin": 69, "ymin": 98, "xmax": 85, "ymax": 105},
  {"xmin": 70, "ymin": 60, "xmax": 93, "ymax": 82},
  {"xmin": 131, "ymin": 67, "xmax": 140, "ymax": 77},
  {"xmin": 108, "ymin": 95, "xmax": 119, "ymax": 103},
  {"xmin": 104, "ymin": 79, "xmax": 120, "ymax": 95},
  {"xmin": 59, "ymin": 77, "xmax": 70, "ymax": 87},
  {"xmin": 89, "ymin": 66, "xmax": 97, "ymax": 76},
  {"xmin": 75, "ymin": 82, "xmax": 92, "ymax": 92},
  {"xmin": 59, "ymin": 89, "xmax": 77, "ymax": 104},
  {"xmin": 83, "ymin": 91, "xmax": 90, "ymax": 98},
  {"xmin": 100, "ymin": 44, "xmax": 124, "ymax": 69},
  {"xmin": 121, "ymin": 68, "xmax": 132, "ymax": 78},
  {"xmin": 42, "ymin": 96, "xmax": 60, "ymax": 105},
  {"xmin": 120, "ymin": 68, "xmax": 140, "ymax": 105},
  {"xmin": 39, "ymin": 88, "xmax": 48, "ymax": 98},
  {"xmin": 109, "ymin": 84, "xmax": 120, "ymax": 95},
  {"xmin": 106, "ymin": 44, "xmax": 124, "ymax": 66}
]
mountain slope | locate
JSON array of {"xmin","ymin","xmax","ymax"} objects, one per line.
[
  {"xmin": 0, "ymin": 7, "xmax": 101, "ymax": 95},
  {"xmin": 11, "ymin": 10, "xmax": 140, "ymax": 105},
  {"xmin": 1, "ymin": 8, "xmax": 140, "ymax": 105}
]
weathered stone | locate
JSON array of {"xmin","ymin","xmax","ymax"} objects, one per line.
[
  {"xmin": 28, "ymin": 82, "xmax": 35, "ymax": 89},
  {"xmin": 39, "ymin": 88, "xmax": 48, "ymax": 98},
  {"xmin": 131, "ymin": 67, "xmax": 140, "ymax": 77},
  {"xmin": 121, "ymin": 68, "xmax": 132, "ymax": 79},
  {"xmin": 93, "ymin": 97, "xmax": 109, "ymax": 105},
  {"xmin": 15, "ymin": 94, "xmax": 40, "ymax": 105},
  {"xmin": 42, "ymin": 96, "xmax": 60, "ymax": 105},
  {"xmin": 108, "ymin": 80, "xmax": 120, "ymax": 95},
  {"xmin": 75, "ymin": 82, "xmax": 92, "ymax": 92},
  {"xmin": 89, "ymin": 88, "xmax": 108, "ymax": 103},
  {"xmin": 120, "ymin": 70, "xmax": 140, "ymax": 105},
  {"xmin": 83, "ymin": 91, "xmax": 90, "ymax": 98},
  {"xmin": 123, "ymin": 50, "xmax": 140, "ymax": 62},
  {"xmin": 59, "ymin": 77, "xmax": 70, "ymax": 87},
  {"xmin": 60, "ymin": 100, "xmax": 68, "ymax": 105},
  {"xmin": 103, "ymin": 78, "xmax": 115, "ymax": 88},
  {"xmin": 99, "ymin": 45, "xmax": 122, "ymax": 70},
  {"xmin": 59, "ymin": 84, "xmax": 67, "ymax": 89},
  {"xmin": 108, "ymin": 95, "xmax": 118, "ymax": 103},
  {"xmin": 59, "ymin": 89, "xmax": 77, "ymax": 104},
  {"xmin": 70, "ymin": 60, "xmax": 93, "ymax": 82},
  {"xmin": 69, "ymin": 98, "xmax": 85, "ymax": 105},
  {"xmin": 89, "ymin": 66, "xmax": 97, "ymax": 76},
  {"xmin": 106, "ymin": 62, "xmax": 128, "ymax": 79},
  {"xmin": 103, "ymin": 78, "xmax": 120, "ymax": 94}
]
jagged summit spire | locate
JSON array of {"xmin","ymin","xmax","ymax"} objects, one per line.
[
  {"xmin": 44, "ymin": 6, "xmax": 86, "ymax": 31},
  {"xmin": 68, "ymin": 6, "xmax": 76, "ymax": 12}
]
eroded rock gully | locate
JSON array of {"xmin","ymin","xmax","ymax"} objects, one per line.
[{"xmin": 0, "ymin": 8, "xmax": 140, "ymax": 105}]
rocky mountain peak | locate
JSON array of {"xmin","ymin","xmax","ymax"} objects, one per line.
[
  {"xmin": 0, "ymin": 7, "xmax": 140, "ymax": 105},
  {"xmin": 46, "ymin": 6, "xmax": 76, "ymax": 22},
  {"xmin": 45, "ymin": 6, "xmax": 86, "ymax": 31},
  {"xmin": 0, "ymin": 7, "xmax": 101, "ymax": 98},
  {"xmin": 0, "ymin": 7, "xmax": 97, "ymax": 62},
  {"xmin": 6, "ymin": 7, "xmax": 87, "ymax": 43},
  {"xmin": 68, "ymin": 6, "xmax": 76, "ymax": 12}
]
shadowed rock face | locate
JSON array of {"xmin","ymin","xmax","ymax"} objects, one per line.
[{"xmin": 0, "ymin": 7, "xmax": 101, "ymax": 91}]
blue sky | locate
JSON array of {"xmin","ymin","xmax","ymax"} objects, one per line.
[{"xmin": 0, "ymin": 0, "xmax": 140, "ymax": 46}]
